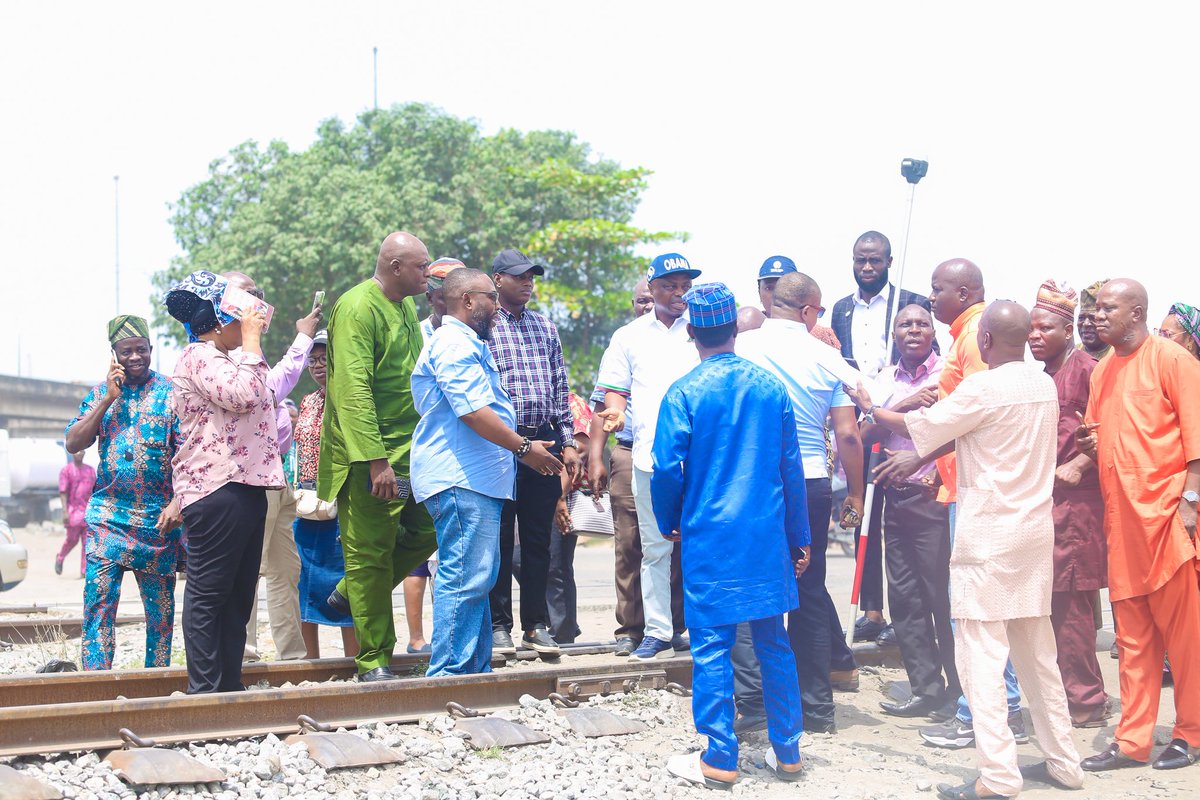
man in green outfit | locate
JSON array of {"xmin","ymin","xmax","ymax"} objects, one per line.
[{"xmin": 318, "ymin": 231, "xmax": 438, "ymax": 681}]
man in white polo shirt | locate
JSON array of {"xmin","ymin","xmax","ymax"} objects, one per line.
[
  {"xmin": 595, "ymin": 252, "xmax": 701, "ymax": 661},
  {"xmin": 739, "ymin": 271, "xmax": 866, "ymax": 734}
]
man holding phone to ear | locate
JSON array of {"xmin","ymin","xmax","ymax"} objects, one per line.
[{"xmin": 222, "ymin": 271, "xmax": 322, "ymax": 663}]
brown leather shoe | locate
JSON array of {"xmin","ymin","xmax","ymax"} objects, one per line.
[{"xmin": 830, "ymin": 668, "xmax": 859, "ymax": 691}]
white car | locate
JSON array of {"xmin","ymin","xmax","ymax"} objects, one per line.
[{"xmin": 0, "ymin": 519, "xmax": 28, "ymax": 591}]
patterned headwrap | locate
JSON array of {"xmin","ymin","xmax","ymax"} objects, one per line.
[
  {"xmin": 1033, "ymin": 279, "xmax": 1077, "ymax": 322},
  {"xmin": 164, "ymin": 270, "xmax": 236, "ymax": 343},
  {"xmin": 1078, "ymin": 280, "xmax": 1109, "ymax": 316},
  {"xmin": 426, "ymin": 257, "xmax": 466, "ymax": 291},
  {"xmin": 107, "ymin": 315, "xmax": 149, "ymax": 346},
  {"xmin": 1168, "ymin": 302, "xmax": 1200, "ymax": 350}
]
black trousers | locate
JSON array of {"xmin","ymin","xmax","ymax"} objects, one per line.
[
  {"xmin": 883, "ymin": 485, "xmax": 959, "ymax": 702},
  {"xmin": 787, "ymin": 477, "xmax": 857, "ymax": 728},
  {"xmin": 491, "ymin": 426, "xmax": 561, "ymax": 633},
  {"xmin": 182, "ymin": 482, "xmax": 267, "ymax": 694},
  {"xmin": 855, "ymin": 467, "xmax": 886, "ymax": 613}
]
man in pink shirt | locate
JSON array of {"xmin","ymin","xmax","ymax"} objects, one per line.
[
  {"xmin": 223, "ymin": 271, "xmax": 321, "ymax": 663},
  {"xmin": 56, "ymin": 450, "xmax": 96, "ymax": 577}
]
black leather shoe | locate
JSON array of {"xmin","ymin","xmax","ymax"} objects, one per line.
[
  {"xmin": 853, "ymin": 615, "xmax": 886, "ymax": 642},
  {"xmin": 733, "ymin": 713, "xmax": 768, "ymax": 734},
  {"xmin": 357, "ymin": 666, "xmax": 399, "ymax": 682},
  {"xmin": 880, "ymin": 695, "xmax": 943, "ymax": 718},
  {"xmin": 327, "ymin": 587, "xmax": 351, "ymax": 615},
  {"xmin": 614, "ymin": 637, "xmax": 637, "ymax": 657},
  {"xmin": 1081, "ymin": 743, "xmax": 1144, "ymax": 772},
  {"xmin": 803, "ymin": 717, "xmax": 836, "ymax": 734},
  {"xmin": 875, "ymin": 624, "xmax": 897, "ymax": 648},
  {"xmin": 927, "ymin": 699, "xmax": 959, "ymax": 722},
  {"xmin": 671, "ymin": 632, "xmax": 691, "ymax": 651},
  {"xmin": 521, "ymin": 626, "xmax": 561, "ymax": 655},
  {"xmin": 937, "ymin": 780, "xmax": 1010, "ymax": 800},
  {"xmin": 492, "ymin": 629, "xmax": 517, "ymax": 655},
  {"xmin": 1151, "ymin": 738, "xmax": 1199, "ymax": 770}
]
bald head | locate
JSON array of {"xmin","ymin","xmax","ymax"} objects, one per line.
[
  {"xmin": 979, "ymin": 301, "xmax": 1031, "ymax": 366},
  {"xmin": 772, "ymin": 272, "xmax": 822, "ymax": 330},
  {"xmin": 374, "ymin": 231, "xmax": 430, "ymax": 300},
  {"xmin": 1094, "ymin": 278, "xmax": 1150, "ymax": 353},
  {"xmin": 737, "ymin": 306, "xmax": 765, "ymax": 333},
  {"xmin": 222, "ymin": 271, "xmax": 256, "ymax": 292},
  {"xmin": 929, "ymin": 258, "xmax": 986, "ymax": 325}
]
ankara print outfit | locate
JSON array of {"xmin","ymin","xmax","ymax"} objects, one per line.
[{"xmin": 66, "ymin": 372, "xmax": 182, "ymax": 671}]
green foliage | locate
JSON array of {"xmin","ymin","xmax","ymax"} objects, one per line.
[{"xmin": 154, "ymin": 103, "xmax": 685, "ymax": 394}]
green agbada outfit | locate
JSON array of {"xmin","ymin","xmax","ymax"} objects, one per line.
[{"xmin": 318, "ymin": 278, "xmax": 437, "ymax": 673}]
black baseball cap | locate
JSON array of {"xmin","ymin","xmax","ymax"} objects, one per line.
[{"xmin": 491, "ymin": 248, "xmax": 546, "ymax": 277}]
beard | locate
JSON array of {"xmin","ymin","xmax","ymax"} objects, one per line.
[
  {"xmin": 855, "ymin": 267, "xmax": 889, "ymax": 295},
  {"xmin": 469, "ymin": 309, "xmax": 493, "ymax": 340}
]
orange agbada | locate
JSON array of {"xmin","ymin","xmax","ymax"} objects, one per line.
[
  {"xmin": 1085, "ymin": 335, "xmax": 1200, "ymax": 601},
  {"xmin": 935, "ymin": 302, "xmax": 986, "ymax": 504}
]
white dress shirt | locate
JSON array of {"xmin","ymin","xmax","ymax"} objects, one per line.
[{"xmin": 850, "ymin": 287, "xmax": 891, "ymax": 379}]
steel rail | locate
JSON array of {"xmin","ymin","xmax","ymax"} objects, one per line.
[
  {"xmin": 0, "ymin": 655, "xmax": 693, "ymax": 757},
  {"xmin": 0, "ymin": 614, "xmax": 144, "ymax": 644},
  {"xmin": 0, "ymin": 643, "xmax": 616, "ymax": 707}
]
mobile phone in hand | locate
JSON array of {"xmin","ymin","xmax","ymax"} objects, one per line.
[{"xmin": 312, "ymin": 290, "xmax": 325, "ymax": 314}]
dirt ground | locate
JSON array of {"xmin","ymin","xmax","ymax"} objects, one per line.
[{"xmin": 3, "ymin": 524, "xmax": 1197, "ymax": 797}]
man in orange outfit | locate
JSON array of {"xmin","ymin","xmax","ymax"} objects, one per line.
[{"xmin": 1077, "ymin": 278, "xmax": 1200, "ymax": 772}]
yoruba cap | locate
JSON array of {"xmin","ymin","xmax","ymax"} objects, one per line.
[
  {"xmin": 646, "ymin": 252, "xmax": 701, "ymax": 282},
  {"xmin": 684, "ymin": 282, "xmax": 737, "ymax": 328},
  {"xmin": 1033, "ymin": 279, "xmax": 1077, "ymax": 322},
  {"xmin": 757, "ymin": 255, "xmax": 798, "ymax": 281},
  {"xmin": 1167, "ymin": 302, "xmax": 1200, "ymax": 350},
  {"xmin": 1078, "ymin": 280, "xmax": 1109, "ymax": 315},
  {"xmin": 107, "ymin": 315, "xmax": 149, "ymax": 346},
  {"xmin": 491, "ymin": 248, "xmax": 545, "ymax": 276},
  {"xmin": 427, "ymin": 257, "xmax": 466, "ymax": 289},
  {"xmin": 312, "ymin": 329, "xmax": 328, "ymax": 347}
]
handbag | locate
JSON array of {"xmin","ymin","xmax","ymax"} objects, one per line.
[
  {"xmin": 566, "ymin": 489, "xmax": 614, "ymax": 539},
  {"xmin": 294, "ymin": 487, "xmax": 337, "ymax": 521}
]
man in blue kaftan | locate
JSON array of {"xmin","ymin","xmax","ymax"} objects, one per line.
[{"xmin": 651, "ymin": 283, "xmax": 812, "ymax": 789}]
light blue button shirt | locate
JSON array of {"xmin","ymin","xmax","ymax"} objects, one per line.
[{"xmin": 410, "ymin": 316, "xmax": 517, "ymax": 503}]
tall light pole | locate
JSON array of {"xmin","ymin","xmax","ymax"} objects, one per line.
[
  {"xmin": 372, "ymin": 46, "xmax": 379, "ymax": 110},
  {"xmin": 113, "ymin": 175, "xmax": 121, "ymax": 315}
]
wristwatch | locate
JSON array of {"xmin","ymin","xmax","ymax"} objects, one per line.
[
  {"xmin": 562, "ymin": 438, "xmax": 578, "ymax": 450},
  {"xmin": 1183, "ymin": 490, "xmax": 1200, "ymax": 505},
  {"xmin": 863, "ymin": 405, "xmax": 877, "ymax": 425}
]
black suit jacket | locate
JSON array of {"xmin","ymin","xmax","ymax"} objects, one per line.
[{"xmin": 830, "ymin": 284, "xmax": 937, "ymax": 368}]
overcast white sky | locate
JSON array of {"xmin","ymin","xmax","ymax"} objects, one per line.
[{"xmin": 1, "ymin": 2, "xmax": 1195, "ymax": 384}]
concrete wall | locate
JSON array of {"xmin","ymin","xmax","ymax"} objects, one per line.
[{"xmin": 0, "ymin": 374, "xmax": 92, "ymax": 439}]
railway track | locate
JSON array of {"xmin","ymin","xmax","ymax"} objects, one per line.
[
  {"xmin": 0, "ymin": 613, "xmax": 143, "ymax": 644},
  {"xmin": 0, "ymin": 645, "xmax": 692, "ymax": 757}
]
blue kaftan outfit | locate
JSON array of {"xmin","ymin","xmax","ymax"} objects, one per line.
[{"xmin": 651, "ymin": 352, "xmax": 811, "ymax": 770}]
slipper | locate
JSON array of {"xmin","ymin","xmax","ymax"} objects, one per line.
[
  {"xmin": 937, "ymin": 780, "xmax": 1011, "ymax": 800},
  {"xmin": 666, "ymin": 752, "xmax": 736, "ymax": 791},
  {"xmin": 764, "ymin": 750, "xmax": 804, "ymax": 782},
  {"xmin": 406, "ymin": 644, "xmax": 432, "ymax": 654}
]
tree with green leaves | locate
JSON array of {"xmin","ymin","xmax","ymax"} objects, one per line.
[{"xmin": 153, "ymin": 103, "xmax": 685, "ymax": 394}]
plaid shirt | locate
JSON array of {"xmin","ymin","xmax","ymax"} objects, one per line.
[{"xmin": 488, "ymin": 306, "xmax": 574, "ymax": 445}]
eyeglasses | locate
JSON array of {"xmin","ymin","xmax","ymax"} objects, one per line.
[
  {"xmin": 801, "ymin": 304, "xmax": 827, "ymax": 320},
  {"xmin": 466, "ymin": 290, "xmax": 499, "ymax": 302},
  {"xmin": 306, "ymin": 355, "xmax": 327, "ymax": 366},
  {"xmin": 1155, "ymin": 328, "xmax": 1186, "ymax": 341}
]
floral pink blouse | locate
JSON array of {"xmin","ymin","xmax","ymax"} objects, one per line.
[{"xmin": 170, "ymin": 341, "xmax": 285, "ymax": 509}]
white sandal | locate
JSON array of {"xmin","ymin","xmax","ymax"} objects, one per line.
[{"xmin": 666, "ymin": 752, "xmax": 737, "ymax": 791}]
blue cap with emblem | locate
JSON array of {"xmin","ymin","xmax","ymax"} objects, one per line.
[
  {"xmin": 646, "ymin": 252, "xmax": 702, "ymax": 282},
  {"xmin": 683, "ymin": 282, "xmax": 738, "ymax": 328},
  {"xmin": 757, "ymin": 255, "xmax": 798, "ymax": 281}
]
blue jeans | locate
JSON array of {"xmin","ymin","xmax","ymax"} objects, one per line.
[
  {"xmin": 426, "ymin": 487, "xmax": 504, "ymax": 677},
  {"xmin": 948, "ymin": 502, "xmax": 1021, "ymax": 720},
  {"xmin": 693, "ymin": 616, "xmax": 803, "ymax": 771}
]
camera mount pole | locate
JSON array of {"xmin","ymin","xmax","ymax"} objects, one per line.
[{"xmin": 882, "ymin": 159, "xmax": 928, "ymax": 363}]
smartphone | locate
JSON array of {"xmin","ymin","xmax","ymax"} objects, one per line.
[{"xmin": 312, "ymin": 290, "xmax": 325, "ymax": 313}]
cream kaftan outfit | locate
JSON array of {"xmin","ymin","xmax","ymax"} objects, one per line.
[{"xmin": 906, "ymin": 361, "xmax": 1085, "ymax": 796}]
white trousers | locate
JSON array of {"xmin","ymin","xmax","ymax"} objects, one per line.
[
  {"xmin": 245, "ymin": 487, "xmax": 306, "ymax": 661},
  {"xmin": 956, "ymin": 615, "xmax": 1084, "ymax": 796},
  {"xmin": 631, "ymin": 467, "xmax": 674, "ymax": 642}
]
